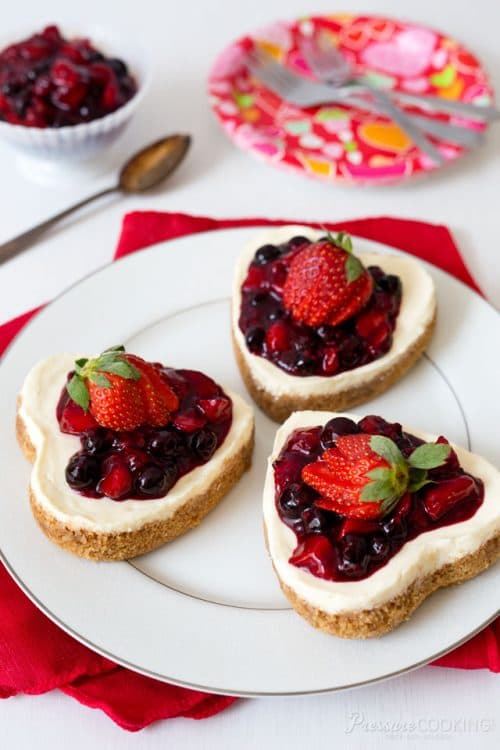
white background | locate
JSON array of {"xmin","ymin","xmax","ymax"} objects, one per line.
[{"xmin": 0, "ymin": 0, "xmax": 499, "ymax": 747}]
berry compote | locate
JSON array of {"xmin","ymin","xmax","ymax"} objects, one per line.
[
  {"xmin": 0, "ymin": 25, "xmax": 137, "ymax": 127},
  {"xmin": 57, "ymin": 367, "xmax": 232, "ymax": 501},
  {"xmin": 239, "ymin": 236, "xmax": 402, "ymax": 377},
  {"xmin": 273, "ymin": 415, "xmax": 484, "ymax": 581}
]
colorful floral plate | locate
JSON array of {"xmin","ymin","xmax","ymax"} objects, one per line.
[{"xmin": 208, "ymin": 14, "xmax": 493, "ymax": 185}]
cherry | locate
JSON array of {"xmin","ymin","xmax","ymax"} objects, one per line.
[
  {"xmin": 423, "ymin": 476, "xmax": 478, "ymax": 521},
  {"xmin": 197, "ymin": 397, "xmax": 232, "ymax": 423},
  {"xmin": 289, "ymin": 535, "xmax": 336, "ymax": 579},
  {"xmin": 98, "ymin": 459, "xmax": 133, "ymax": 500},
  {"xmin": 173, "ymin": 408, "xmax": 207, "ymax": 433},
  {"xmin": 59, "ymin": 398, "xmax": 98, "ymax": 435},
  {"xmin": 321, "ymin": 347, "xmax": 339, "ymax": 375},
  {"xmin": 288, "ymin": 427, "xmax": 321, "ymax": 454},
  {"xmin": 0, "ymin": 25, "xmax": 137, "ymax": 128},
  {"xmin": 265, "ymin": 321, "xmax": 290, "ymax": 353}
]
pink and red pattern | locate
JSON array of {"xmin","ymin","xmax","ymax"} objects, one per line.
[{"xmin": 208, "ymin": 14, "xmax": 493, "ymax": 185}]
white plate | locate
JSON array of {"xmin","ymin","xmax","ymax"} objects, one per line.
[{"xmin": 0, "ymin": 227, "xmax": 499, "ymax": 696}]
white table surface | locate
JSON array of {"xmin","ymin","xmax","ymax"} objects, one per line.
[{"xmin": 1, "ymin": 0, "xmax": 499, "ymax": 746}]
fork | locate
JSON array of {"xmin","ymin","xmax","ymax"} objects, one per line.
[
  {"xmin": 302, "ymin": 38, "xmax": 499, "ymax": 122},
  {"xmin": 247, "ymin": 52, "xmax": 479, "ymax": 157}
]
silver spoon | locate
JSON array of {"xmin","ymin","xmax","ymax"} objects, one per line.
[{"xmin": 0, "ymin": 133, "xmax": 191, "ymax": 265}]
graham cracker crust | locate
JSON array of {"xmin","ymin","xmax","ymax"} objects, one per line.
[
  {"xmin": 232, "ymin": 312, "xmax": 436, "ymax": 423},
  {"xmin": 264, "ymin": 521, "xmax": 500, "ymax": 638},
  {"xmin": 17, "ymin": 403, "xmax": 254, "ymax": 561}
]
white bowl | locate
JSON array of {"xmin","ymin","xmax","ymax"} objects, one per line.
[{"xmin": 0, "ymin": 25, "xmax": 150, "ymax": 164}]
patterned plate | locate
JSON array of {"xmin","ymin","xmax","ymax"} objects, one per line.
[{"xmin": 208, "ymin": 14, "xmax": 493, "ymax": 185}]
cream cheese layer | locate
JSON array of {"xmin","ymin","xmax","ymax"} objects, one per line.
[
  {"xmin": 19, "ymin": 354, "xmax": 254, "ymax": 533},
  {"xmin": 232, "ymin": 226, "xmax": 436, "ymax": 397},
  {"xmin": 264, "ymin": 411, "xmax": 500, "ymax": 614}
]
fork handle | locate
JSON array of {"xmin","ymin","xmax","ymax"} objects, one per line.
[
  {"xmin": 389, "ymin": 91, "xmax": 500, "ymax": 122},
  {"xmin": 362, "ymin": 86, "xmax": 444, "ymax": 164}
]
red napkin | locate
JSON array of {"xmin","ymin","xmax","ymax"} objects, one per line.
[{"xmin": 1, "ymin": 213, "xmax": 497, "ymax": 733}]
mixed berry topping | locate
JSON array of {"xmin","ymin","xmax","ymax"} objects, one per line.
[
  {"xmin": 0, "ymin": 25, "xmax": 137, "ymax": 128},
  {"xmin": 239, "ymin": 233, "xmax": 401, "ymax": 377},
  {"xmin": 273, "ymin": 416, "xmax": 484, "ymax": 581},
  {"xmin": 57, "ymin": 347, "xmax": 232, "ymax": 501}
]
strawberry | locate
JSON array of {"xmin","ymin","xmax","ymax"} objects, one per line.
[
  {"xmin": 265, "ymin": 321, "xmax": 290, "ymax": 353},
  {"xmin": 302, "ymin": 433, "xmax": 451, "ymax": 520},
  {"xmin": 282, "ymin": 232, "xmax": 373, "ymax": 327},
  {"xmin": 197, "ymin": 397, "xmax": 232, "ymax": 423},
  {"xmin": 66, "ymin": 346, "xmax": 179, "ymax": 431}
]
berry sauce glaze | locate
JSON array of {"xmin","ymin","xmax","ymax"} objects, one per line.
[
  {"xmin": 273, "ymin": 416, "xmax": 484, "ymax": 582},
  {"xmin": 56, "ymin": 368, "xmax": 232, "ymax": 501},
  {"xmin": 0, "ymin": 25, "xmax": 137, "ymax": 128},
  {"xmin": 238, "ymin": 236, "xmax": 402, "ymax": 377}
]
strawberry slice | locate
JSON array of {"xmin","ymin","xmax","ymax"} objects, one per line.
[
  {"xmin": 283, "ymin": 232, "xmax": 373, "ymax": 327},
  {"xmin": 303, "ymin": 432, "xmax": 451, "ymax": 520}
]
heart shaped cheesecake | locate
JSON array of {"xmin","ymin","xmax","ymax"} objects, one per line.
[
  {"xmin": 17, "ymin": 348, "xmax": 254, "ymax": 560},
  {"xmin": 232, "ymin": 226, "xmax": 436, "ymax": 422},
  {"xmin": 264, "ymin": 411, "xmax": 500, "ymax": 638}
]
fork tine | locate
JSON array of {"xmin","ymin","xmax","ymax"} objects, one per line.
[{"xmin": 246, "ymin": 49, "xmax": 301, "ymax": 96}]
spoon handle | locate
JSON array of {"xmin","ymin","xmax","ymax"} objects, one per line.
[{"xmin": 0, "ymin": 185, "xmax": 118, "ymax": 265}]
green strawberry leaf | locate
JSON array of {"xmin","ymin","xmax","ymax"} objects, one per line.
[
  {"xmin": 370, "ymin": 435, "xmax": 405, "ymax": 469},
  {"xmin": 88, "ymin": 372, "xmax": 111, "ymax": 388},
  {"xmin": 345, "ymin": 254, "xmax": 363, "ymax": 283},
  {"xmin": 103, "ymin": 345, "xmax": 125, "ymax": 353},
  {"xmin": 66, "ymin": 374, "xmax": 90, "ymax": 411},
  {"xmin": 408, "ymin": 443, "xmax": 451, "ymax": 469},
  {"xmin": 97, "ymin": 360, "xmax": 141, "ymax": 380},
  {"xmin": 366, "ymin": 467, "xmax": 393, "ymax": 482},
  {"xmin": 360, "ymin": 479, "xmax": 395, "ymax": 502}
]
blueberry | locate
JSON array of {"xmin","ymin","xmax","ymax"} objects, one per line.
[
  {"xmin": 337, "ymin": 536, "xmax": 369, "ymax": 578},
  {"xmin": 320, "ymin": 417, "xmax": 359, "ymax": 449},
  {"xmin": 189, "ymin": 428, "xmax": 218, "ymax": 461},
  {"xmin": 65, "ymin": 453, "xmax": 99, "ymax": 490},
  {"xmin": 369, "ymin": 535, "xmax": 390, "ymax": 562},
  {"xmin": 267, "ymin": 306, "xmax": 284, "ymax": 321},
  {"xmin": 254, "ymin": 244, "xmax": 280, "ymax": 265},
  {"xmin": 80, "ymin": 428, "xmax": 112, "ymax": 455},
  {"xmin": 136, "ymin": 464, "xmax": 177, "ymax": 496},
  {"xmin": 286, "ymin": 235, "xmax": 310, "ymax": 251},
  {"xmin": 148, "ymin": 429, "xmax": 184, "ymax": 458},
  {"xmin": 249, "ymin": 291, "xmax": 269, "ymax": 307},
  {"xmin": 107, "ymin": 58, "xmax": 128, "ymax": 77},
  {"xmin": 367, "ymin": 265, "xmax": 385, "ymax": 283},
  {"xmin": 382, "ymin": 517, "xmax": 408, "ymax": 544},
  {"xmin": 245, "ymin": 327, "xmax": 265, "ymax": 352},
  {"xmin": 302, "ymin": 506, "xmax": 329, "ymax": 534},
  {"xmin": 279, "ymin": 483, "xmax": 311, "ymax": 519},
  {"xmin": 378, "ymin": 274, "xmax": 401, "ymax": 295},
  {"xmin": 294, "ymin": 353, "xmax": 316, "ymax": 372},
  {"xmin": 316, "ymin": 324, "xmax": 336, "ymax": 342}
]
